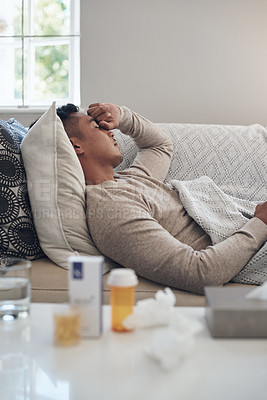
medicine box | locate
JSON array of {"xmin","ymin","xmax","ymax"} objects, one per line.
[
  {"xmin": 205, "ymin": 286, "xmax": 267, "ymax": 338},
  {"xmin": 68, "ymin": 255, "xmax": 103, "ymax": 338}
]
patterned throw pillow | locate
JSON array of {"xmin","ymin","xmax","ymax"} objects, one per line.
[{"xmin": 0, "ymin": 118, "xmax": 44, "ymax": 259}]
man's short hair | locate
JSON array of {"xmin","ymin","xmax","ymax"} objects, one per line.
[
  {"xmin": 56, "ymin": 103, "xmax": 79, "ymax": 123},
  {"xmin": 29, "ymin": 103, "xmax": 80, "ymax": 137},
  {"xmin": 56, "ymin": 103, "xmax": 80, "ymax": 138}
]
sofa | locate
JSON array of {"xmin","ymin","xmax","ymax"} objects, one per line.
[
  {"xmin": 1, "ymin": 106, "xmax": 266, "ymax": 305},
  {"xmin": 31, "ymin": 256, "xmax": 259, "ymax": 306}
]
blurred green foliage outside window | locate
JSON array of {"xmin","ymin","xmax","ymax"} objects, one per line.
[{"xmin": 0, "ymin": 0, "xmax": 80, "ymax": 107}]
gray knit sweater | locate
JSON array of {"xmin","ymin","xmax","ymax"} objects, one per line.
[{"xmin": 86, "ymin": 107, "xmax": 267, "ymax": 294}]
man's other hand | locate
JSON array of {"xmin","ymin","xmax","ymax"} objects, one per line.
[
  {"xmin": 254, "ymin": 201, "xmax": 267, "ymax": 225},
  {"xmin": 87, "ymin": 103, "xmax": 121, "ymax": 130}
]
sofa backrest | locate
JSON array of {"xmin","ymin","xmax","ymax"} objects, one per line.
[{"xmin": 115, "ymin": 123, "xmax": 267, "ymax": 201}]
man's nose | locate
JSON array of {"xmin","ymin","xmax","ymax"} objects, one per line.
[{"xmin": 107, "ymin": 131, "xmax": 114, "ymax": 138}]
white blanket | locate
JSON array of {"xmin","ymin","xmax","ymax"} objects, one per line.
[{"xmin": 171, "ymin": 176, "xmax": 267, "ymax": 285}]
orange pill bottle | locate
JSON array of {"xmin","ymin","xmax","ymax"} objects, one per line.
[{"xmin": 107, "ymin": 269, "xmax": 138, "ymax": 332}]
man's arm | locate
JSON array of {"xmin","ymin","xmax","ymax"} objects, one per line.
[
  {"xmin": 87, "ymin": 193, "xmax": 267, "ymax": 294},
  {"xmin": 88, "ymin": 102, "xmax": 173, "ymax": 182}
]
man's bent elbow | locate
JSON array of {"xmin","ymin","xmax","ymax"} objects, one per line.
[{"xmin": 187, "ymin": 257, "xmax": 229, "ymax": 295}]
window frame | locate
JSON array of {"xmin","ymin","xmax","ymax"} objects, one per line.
[{"xmin": 0, "ymin": 0, "xmax": 80, "ymax": 110}]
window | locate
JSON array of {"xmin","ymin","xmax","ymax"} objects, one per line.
[{"xmin": 0, "ymin": 0, "xmax": 80, "ymax": 108}]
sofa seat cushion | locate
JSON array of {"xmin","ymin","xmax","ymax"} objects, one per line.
[
  {"xmin": 31, "ymin": 258, "xmax": 255, "ymax": 306},
  {"xmin": 31, "ymin": 257, "xmax": 206, "ymax": 305},
  {"xmin": 31, "ymin": 258, "xmax": 68, "ymax": 303}
]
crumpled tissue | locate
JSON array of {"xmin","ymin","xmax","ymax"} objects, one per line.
[
  {"xmin": 123, "ymin": 288, "xmax": 203, "ymax": 370},
  {"xmin": 245, "ymin": 281, "xmax": 267, "ymax": 300},
  {"xmin": 123, "ymin": 287, "xmax": 176, "ymax": 329}
]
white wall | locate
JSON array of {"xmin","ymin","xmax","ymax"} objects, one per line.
[
  {"xmin": 1, "ymin": 0, "xmax": 267, "ymax": 126},
  {"xmin": 80, "ymin": 0, "xmax": 267, "ymax": 125}
]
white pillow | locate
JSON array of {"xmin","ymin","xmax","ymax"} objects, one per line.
[{"xmin": 21, "ymin": 102, "xmax": 104, "ymax": 269}]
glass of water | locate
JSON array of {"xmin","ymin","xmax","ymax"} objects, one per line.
[{"xmin": 0, "ymin": 258, "xmax": 31, "ymax": 320}]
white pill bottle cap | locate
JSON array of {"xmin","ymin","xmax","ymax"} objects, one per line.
[{"xmin": 107, "ymin": 268, "xmax": 138, "ymax": 287}]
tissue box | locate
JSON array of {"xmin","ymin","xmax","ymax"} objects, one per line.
[{"xmin": 205, "ymin": 286, "xmax": 267, "ymax": 338}]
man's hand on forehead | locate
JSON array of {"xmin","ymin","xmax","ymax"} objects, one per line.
[
  {"xmin": 87, "ymin": 103, "xmax": 121, "ymax": 131},
  {"xmin": 254, "ymin": 201, "xmax": 267, "ymax": 225},
  {"xmin": 87, "ymin": 103, "xmax": 111, "ymax": 122}
]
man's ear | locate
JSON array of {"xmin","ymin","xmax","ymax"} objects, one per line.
[{"xmin": 69, "ymin": 138, "xmax": 84, "ymax": 156}]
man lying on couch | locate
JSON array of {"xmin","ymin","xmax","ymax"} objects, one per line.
[{"xmin": 55, "ymin": 102, "xmax": 267, "ymax": 294}]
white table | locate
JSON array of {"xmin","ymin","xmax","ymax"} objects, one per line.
[{"xmin": 0, "ymin": 303, "xmax": 267, "ymax": 400}]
